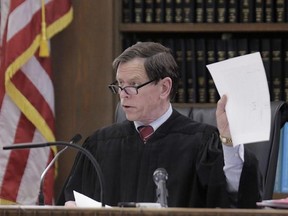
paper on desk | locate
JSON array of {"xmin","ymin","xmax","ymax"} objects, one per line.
[
  {"xmin": 206, "ymin": 52, "xmax": 271, "ymax": 146},
  {"xmin": 73, "ymin": 190, "xmax": 111, "ymax": 208}
]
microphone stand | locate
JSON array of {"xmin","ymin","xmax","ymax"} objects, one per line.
[
  {"xmin": 3, "ymin": 139, "xmax": 106, "ymax": 207},
  {"xmin": 38, "ymin": 134, "xmax": 82, "ymax": 205},
  {"xmin": 38, "ymin": 146, "xmax": 68, "ymax": 205}
]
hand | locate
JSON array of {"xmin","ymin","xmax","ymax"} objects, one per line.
[
  {"xmin": 64, "ymin": 201, "xmax": 77, "ymax": 207},
  {"xmin": 216, "ymin": 95, "xmax": 231, "ymax": 138}
]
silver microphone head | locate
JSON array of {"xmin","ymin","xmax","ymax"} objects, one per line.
[{"xmin": 153, "ymin": 168, "xmax": 168, "ymax": 183}]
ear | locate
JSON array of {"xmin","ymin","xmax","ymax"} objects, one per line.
[{"xmin": 160, "ymin": 77, "xmax": 172, "ymax": 99}]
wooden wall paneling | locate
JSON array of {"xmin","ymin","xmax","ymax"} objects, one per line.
[{"xmin": 51, "ymin": 0, "xmax": 115, "ymax": 201}]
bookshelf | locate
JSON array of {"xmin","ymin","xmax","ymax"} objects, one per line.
[
  {"xmin": 115, "ymin": 1, "xmax": 288, "ymax": 105},
  {"xmin": 120, "ymin": 23, "xmax": 288, "ymax": 32}
]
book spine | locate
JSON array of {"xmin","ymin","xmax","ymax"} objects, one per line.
[
  {"xmin": 271, "ymin": 38, "xmax": 283, "ymax": 101},
  {"xmin": 286, "ymin": 0, "xmax": 288, "ymax": 22},
  {"xmin": 205, "ymin": 0, "xmax": 216, "ymax": 23},
  {"xmin": 181, "ymin": 39, "xmax": 188, "ymax": 102},
  {"xmin": 217, "ymin": 0, "xmax": 228, "ymax": 23},
  {"xmin": 265, "ymin": 0, "xmax": 275, "ymax": 23},
  {"xmin": 165, "ymin": 0, "xmax": 175, "ymax": 22},
  {"xmin": 183, "ymin": 0, "xmax": 195, "ymax": 22},
  {"xmin": 174, "ymin": 38, "xmax": 187, "ymax": 103},
  {"xmin": 249, "ymin": 38, "xmax": 260, "ymax": 53},
  {"xmin": 237, "ymin": 38, "xmax": 249, "ymax": 56},
  {"xmin": 206, "ymin": 39, "xmax": 218, "ymax": 103},
  {"xmin": 134, "ymin": 0, "xmax": 145, "ymax": 23},
  {"xmin": 154, "ymin": 0, "xmax": 165, "ymax": 22},
  {"xmin": 144, "ymin": 0, "xmax": 155, "ymax": 23},
  {"xmin": 227, "ymin": 0, "xmax": 239, "ymax": 23},
  {"xmin": 175, "ymin": 0, "xmax": 184, "ymax": 23},
  {"xmin": 275, "ymin": 0, "xmax": 285, "ymax": 22},
  {"xmin": 216, "ymin": 38, "xmax": 227, "ymax": 62},
  {"xmin": 195, "ymin": 0, "xmax": 205, "ymax": 23},
  {"xmin": 122, "ymin": 0, "xmax": 134, "ymax": 23},
  {"xmin": 226, "ymin": 39, "xmax": 237, "ymax": 59},
  {"xmin": 239, "ymin": 0, "xmax": 255, "ymax": 23},
  {"xmin": 210, "ymin": 39, "xmax": 226, "ymax": 103},
  {"xmin": 255, "ymin": 0, "xmax": 264, "ymax": 23},
  {"xmin": 162, "ymin": 38, "xmax": 176, "ymax": 102},
  {"xmin": 196, "ymin": 38, "xmax": 207, "ymax": 103},
  {"xmin": 261, "ymin": 38, "xmax": 272, "ymax": 97},
  {"xmin": 186, "ymin": 39, "xmax": 198, "ymax": 103}
]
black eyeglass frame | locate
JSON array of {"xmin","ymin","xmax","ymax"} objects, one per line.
[{"xmin": 108, "ymin": 79, "xmax": 156, "ymax": 95}]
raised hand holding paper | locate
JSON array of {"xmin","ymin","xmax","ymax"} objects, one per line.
[{"xmin": 206, "ymin": 52, "xmax": 271, "ymax": 146}]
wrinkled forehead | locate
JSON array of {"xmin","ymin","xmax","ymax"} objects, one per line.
[{"xmin": 116, "ymin": 58, "xmax": 147, "ymax": 80}]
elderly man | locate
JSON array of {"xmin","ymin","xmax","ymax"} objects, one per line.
[{"xmin": 63, "ymin": 42, "xmax": 262, "ymax": 208}]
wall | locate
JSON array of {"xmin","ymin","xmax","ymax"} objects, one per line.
[{"xmin": 51, "ymin": 0, "xmax": 116, "ymax": 201}]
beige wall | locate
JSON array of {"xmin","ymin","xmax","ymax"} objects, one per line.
[{"xmin": 51, "ymin": 0, "xmax": 117, "ymax": 200}]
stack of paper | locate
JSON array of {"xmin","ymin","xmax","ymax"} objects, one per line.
[{"xmin": 257, "ymin": 197, "xmax": 288, "ymax": 209}]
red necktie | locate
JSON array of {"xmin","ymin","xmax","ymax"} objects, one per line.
[{"xmin": 138, "ymin": 125, "xmax": 154, "ymax": 142}]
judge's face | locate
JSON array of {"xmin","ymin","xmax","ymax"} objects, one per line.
[{"xmin": 116, "ymin": 58, "xmax": 171, "ymax": 125}]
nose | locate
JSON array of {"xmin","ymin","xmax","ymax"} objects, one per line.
[{"xmin": 119, "ymin": 89, "xmax": 129, "ymax": 98}]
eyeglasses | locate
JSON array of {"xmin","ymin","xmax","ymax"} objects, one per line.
[{"xmin": 108, "ymin": 79, "xmax": 156, "ymax": 95}]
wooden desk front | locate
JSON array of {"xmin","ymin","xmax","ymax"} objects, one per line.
[{"xmin": 0, "ymin": 206, "xmax": 287, "ymax": 216}]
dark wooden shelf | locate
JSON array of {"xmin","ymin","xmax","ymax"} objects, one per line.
[
  {"xmin": 120, "ymin": 23, "xmax": 288, "ymax": 33},
  {"xmin": 172, "ymin": 103, "xmax": 216, "ymax": 108}
]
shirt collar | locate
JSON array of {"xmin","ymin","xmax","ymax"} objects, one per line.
[{"xmin": 134, "ymin": 103, "xmax": 173, "ymax": 132}]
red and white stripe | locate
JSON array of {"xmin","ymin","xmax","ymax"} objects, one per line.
[{"xmin": 0, "ymin": 0, "xmax": 72, "ymax": 205}]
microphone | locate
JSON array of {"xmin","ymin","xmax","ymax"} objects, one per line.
[
  {"xmin": 3, "ymin": 135, "xmax": 106, "ymax": 207},
  {"xmin": 153, "ymin": 168, "xmax": 168, "ymax": 208},
  {"xmin": 38, "ymin": 134, "xmax": 82, "ymax": 205}
]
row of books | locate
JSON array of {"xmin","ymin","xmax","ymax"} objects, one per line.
[
  {"xmin": 123, "ymin": 35, "xmax": 288, "ymax": 103},
  {"xmin": 274, "ymin": 122, "xmax": 288, "ymax": 194},
  {"xmin": 122, "ymin": 0, "xmax": 288, "ymax": 23}
]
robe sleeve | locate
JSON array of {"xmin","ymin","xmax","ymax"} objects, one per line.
[
  {"xmin": 195, "ymin": 130, "xmax": 262, "ymax": 208},
  {"xmin": 195, "ymin": 131, "xmax": 231, "ymax": 207},
  {"xmin": 237, "ymin": 147, "xmax": 263, "ymax": 208}
]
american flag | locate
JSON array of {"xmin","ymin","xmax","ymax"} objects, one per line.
[{"xmin": 0, "ymin": 0, "xmax": 72, "ymax": 204}]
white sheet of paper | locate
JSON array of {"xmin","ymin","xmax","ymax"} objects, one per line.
[
  {"xmin": 73, "ymin": 190, "xmax": 110, "ymax": 208},
  {"xmin": 206, "ymin": 52, "xmax": 271, "ymax": 146}
]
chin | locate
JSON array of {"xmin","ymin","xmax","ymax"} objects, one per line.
[{"xmin": 125, "ymin": 114, "xmax": 136, "ymax": 121}]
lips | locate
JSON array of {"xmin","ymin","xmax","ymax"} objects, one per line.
[
  {"xmin": 123, "ymin": 103, "xmax": 138, "ymax": 113},
  {"xmin": 122, "ymin": 105, "xmax": 130, "ymax": 108},
  {"xmin": 122, "ymin": 105, "xmax": 131, "ymax": 110}
]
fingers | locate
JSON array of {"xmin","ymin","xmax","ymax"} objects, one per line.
[
  {"xmin": 216, "ymin": 95, "xmax": 231, "ymax": 138},
  {"xmin": 216, "ymin": 95, "xmax": 227, "ymax": 117},
  {"xmin": 65, "ymin": 201, "xmax": 77, "ymax": 207}
]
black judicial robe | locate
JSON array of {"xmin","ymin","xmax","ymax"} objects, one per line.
[{"xmin": 63, "ymin": 110, "xmax": 262, "ymax": 208}]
